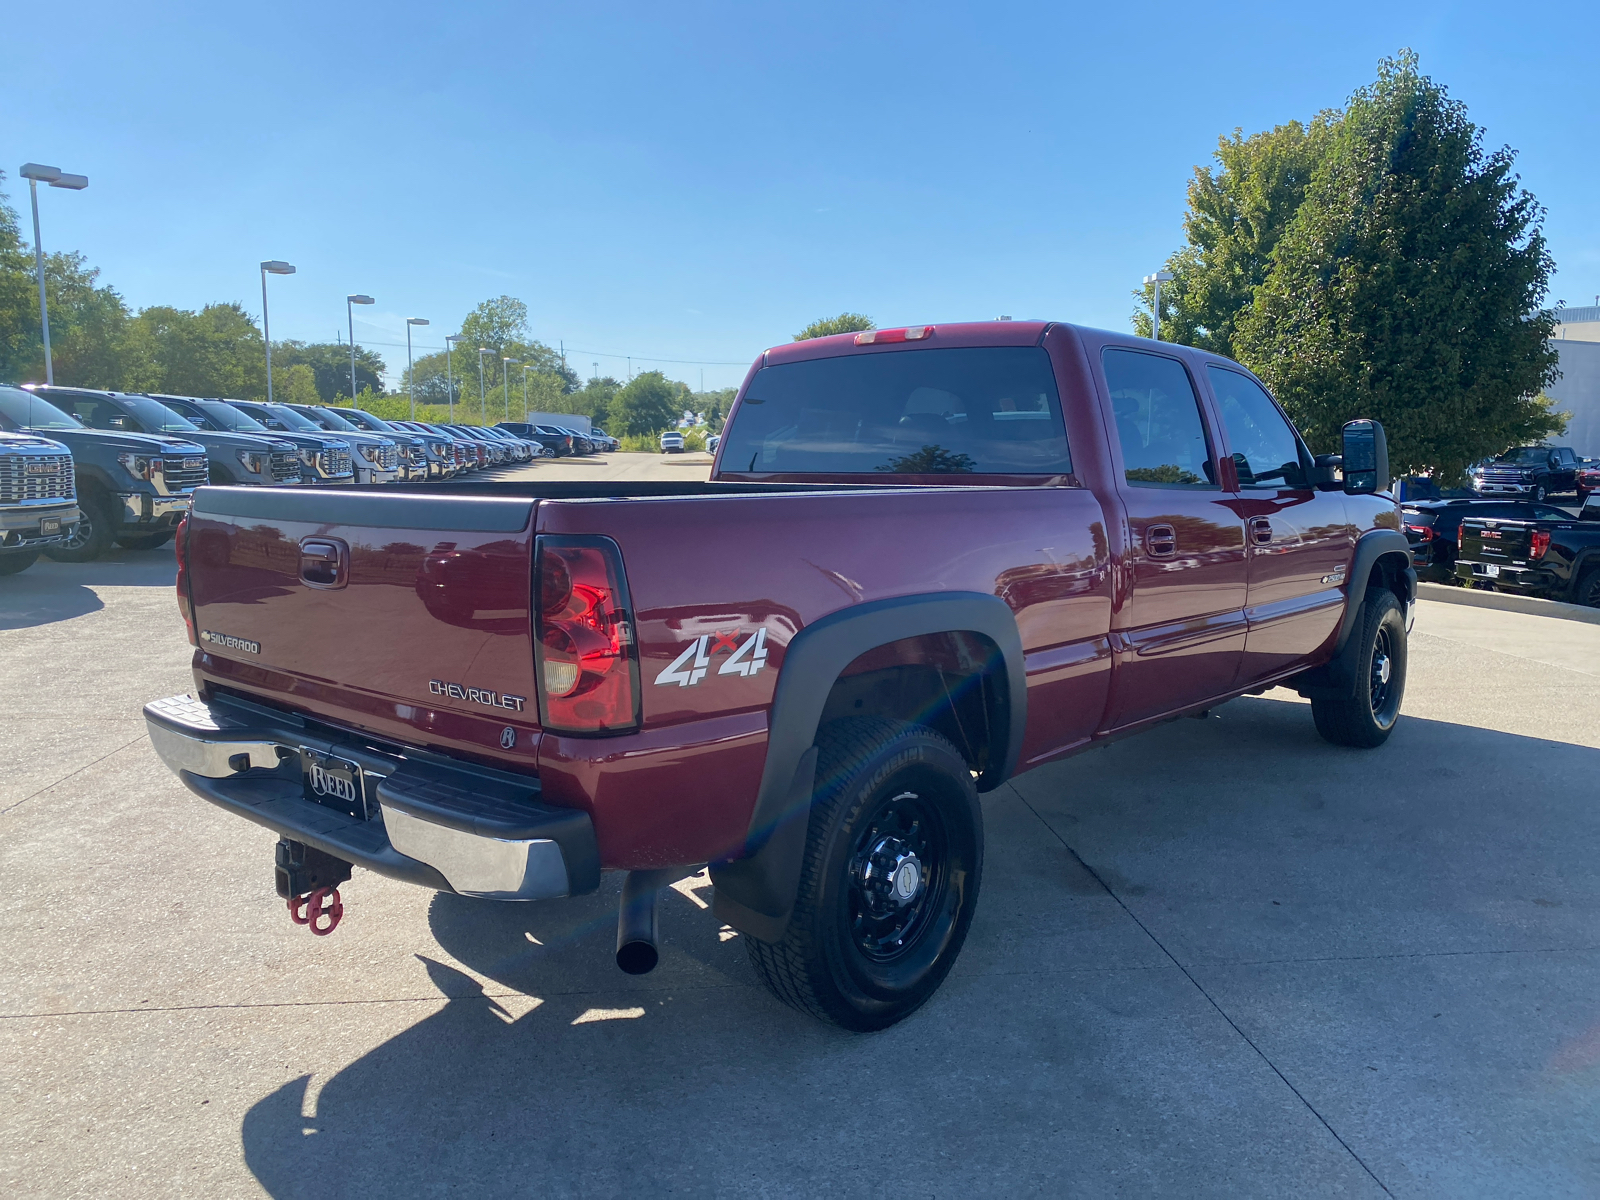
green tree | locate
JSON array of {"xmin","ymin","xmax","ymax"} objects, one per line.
[
  {"xmin": 129, "ymin": 303, "xmax": 268, "ymax": 399},
  {"xmin": 270, "ymin": 340, "xmax": 385, "ymax": 401},
  {"xmin": 406, "ymin": 295, "xmax": 577, "ymax": 415},
  {"xmin": 606, "ymin": 370, "xmax": 680, "ymax": 435},
  {"xmin": 794, "ymin": 312, "xmax": 874, "ymax": 341},
  {"xmin": 0, "ymin": 171, "xmax": 35, "ymax": 382},
  {"xmin": 1133, "ymin": 117, "xmax": 1335, "ymax": 356},
  {"xmin": 1236, "ymin": 52, "xmax": 1561, "ymax": 480}
]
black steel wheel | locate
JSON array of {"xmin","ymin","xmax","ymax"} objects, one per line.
[
  {"xmin": 744, "ymin": 718, "xmax": 983, "ymax": 1031},
  {"xmin": 43, "ymin": 495, "xmax": 115, "ymax": 563},
  {"xmin": 1311, "ymin": 588, "xmax": 1407, "ymax": 748}
]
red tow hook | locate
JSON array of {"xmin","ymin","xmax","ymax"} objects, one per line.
[{"xmin": 287, "ymin": 887, "xmax": 344, "ymax": 935}]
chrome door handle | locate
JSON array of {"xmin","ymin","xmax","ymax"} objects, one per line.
[
  {"xmin": 1248, "ymin": 516, "xmax": 1273, "ymax": 546},
  {"xmin": 1146, "ymin": 523, "xmax": 1177, "ymax": 558}
]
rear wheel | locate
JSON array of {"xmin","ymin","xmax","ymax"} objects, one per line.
[
  {"xmin": 1311, "ymin": 588, "xmax": 1407, "ymax": 748},
  {"xmin": 1574, "ymin": 566, "xmax": 1600, "ymax": 609},
  {"xmin": 114, "ymin": 529, "xmax": 175, "ymax": 551},
  {"xmin": 44, "ymin": 495, "xmax": 116, "ymax": 563},
  {"xmin": 0, "ymin": 550, "xmax": 40, "ymax": 576},
  {"xmin": 745, "ymin": 718, "xmax": 983, "ymax": 1031}
]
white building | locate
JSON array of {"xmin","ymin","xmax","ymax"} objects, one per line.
[{"xmin": 1550, "ymin": 306, "xmax": 1600, "ymax": 456}]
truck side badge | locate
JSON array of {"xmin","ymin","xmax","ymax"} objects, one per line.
[
  {"xmin": 656, "ymin": 629, "xmax": 769, "ymax": 687},
  {"xmin": 500, "ymin": 727, "xmax": 516, "ymax": 749}
]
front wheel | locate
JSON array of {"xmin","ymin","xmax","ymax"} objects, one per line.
[
  {"xmin": 745, "ymin": 718, "xmax": 983, "ymax": 1031},
  {"xmin": 1532, "ymin": 484, "xmax": 1547, "ymax": 503},
  {"xmin": 1311, "ymin": 588, "xmax": 1407, "ymax": 748},
  {"xmin": 44, "ymin": 495, "xmax": 116, "ymax": 563}
]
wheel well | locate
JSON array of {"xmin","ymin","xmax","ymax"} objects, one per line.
[
  {"xmin": 1366, "ymin": 550, "xmax": 1412, "ymax": 607},
  {"xmin": 817, "ymin": 631, "xmax": 1008, "ymax": 787}
]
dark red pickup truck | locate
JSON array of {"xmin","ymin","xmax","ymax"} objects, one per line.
[{"xmin": 145, "ymin": 321, "xmax": 1414, "ymax": 1029}]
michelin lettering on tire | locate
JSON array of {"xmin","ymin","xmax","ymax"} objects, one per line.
[{"xmin": 655, "ymin": 629, "xmax": 769, "ymax": 687}]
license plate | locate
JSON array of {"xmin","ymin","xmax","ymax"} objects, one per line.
[
  {"xmin": 1485, "ymin": 564, "xmax": 1500, "ymax": 578},
  {"xmin": 300, "ymin": 750, "xmax": 367, "ymax": 819},
  {"xmin": 39, "ymin": 518, "xmax": 59, "ymax": 535}
]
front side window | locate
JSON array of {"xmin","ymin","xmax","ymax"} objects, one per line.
[
  {"xmin": 719, "ymin": 347, "xmax": 1072, "ymax": 476},
  {"xmin": 1103, "ymin": 349, "xmax": 1215, "ymax": 488},
  {"xmin": 0, "ymin": 387, "xmax": 85, "ymax": 431},
  {"xmin": 1208, "ymin": 367, "xmax": 1309, "ymax": 490}
]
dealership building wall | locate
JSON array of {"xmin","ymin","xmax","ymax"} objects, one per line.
[{"xmin": 1551, "ymin": 307, "xmax": 1600, "ymax": 456}]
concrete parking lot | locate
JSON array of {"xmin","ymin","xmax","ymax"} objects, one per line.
[{"xmin": 3, "ymin": 456, "xmax": 1599, "ymax": 1197}]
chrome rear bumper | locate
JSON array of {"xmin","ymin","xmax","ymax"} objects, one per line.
[{"xmin": 143, "ymin": 693, "xmax": 598, "ymax": 899}]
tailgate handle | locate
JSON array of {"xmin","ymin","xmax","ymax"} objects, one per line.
[{"xmin": 300, "ymin": 538, "xmax": 349, "ymax": 589}]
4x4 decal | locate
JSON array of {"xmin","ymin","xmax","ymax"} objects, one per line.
[{"xmin": 655, "ymin": 628, "xmax": 769, "ymax": 687}]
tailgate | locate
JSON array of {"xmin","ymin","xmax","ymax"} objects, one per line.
[
  {"xmin": 185, "ymin": 488, "xmax": 540, "ymax": 761},
  {"xmin": 1459, "ymin": 519, "xmax": 1534, "ymax": 564}
]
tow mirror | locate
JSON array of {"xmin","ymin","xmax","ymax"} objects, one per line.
[{"xmin": 1342, "ymin": 419, "xmax": 1389, "ymax": 495}]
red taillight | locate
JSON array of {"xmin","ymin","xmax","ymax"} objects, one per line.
[
  {"xmin": 534, "ymin": 536, "xmax": 639, "ymax": 733},
  {"xmin": 174, "ymin": 514, "xmax": 196, "ymax": 646},
  {"xmin": 1405, "ymin": 523, "xmax": 1434, "ymax": 541},
  {"xmin": 854, "ymin": 325, "xmax": 934, "ymax": 345},
  {"xmin": 1530, "ymin": 529, "xmax": 1551, "ymax": 560}
]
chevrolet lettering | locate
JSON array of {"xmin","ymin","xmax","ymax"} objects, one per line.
[{"xmin": 428, "ymin": 679, "xmax": 527, "ymax": 712}]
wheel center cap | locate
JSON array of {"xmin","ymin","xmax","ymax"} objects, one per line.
[
  {"xmin": 1376, "ymin": 655, "xmax": 1392, "ymax": 684},
  {"xmin": 891, "ymin": 857, "xmax": 922, "ymax": 903}
]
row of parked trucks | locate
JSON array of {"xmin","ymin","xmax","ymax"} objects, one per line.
[{"xmin": 0, "ymin": 383, "xmax": 611, "ymax": 575}]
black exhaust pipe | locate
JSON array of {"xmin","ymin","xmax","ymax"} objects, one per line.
[{"xmin": 615, "ymin": 869, "xmax": 680, "ymax": 975}]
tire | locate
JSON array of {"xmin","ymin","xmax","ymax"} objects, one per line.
[
  {"xmin": 0, "ymin": 550, "xmax": 40, "ymax": 576},
  {"xmin": 1574, "ymin": 566, "xmax": 1600, "ymax": 609},
  {"xmin": 1532, "ymin": 484, "xmax": 1546, "ymax": 503},
  {"xmin": 43, "ymin": 495, "xmax": 116, "ymax": 563},
  {"xmin": 744, "ymin": 717, "xmax": 983, "ymax": 1031},
  {"xmin": 1311, "ymin": 588, "xmax": 1407, "ymax": 748},
  {"xmin": 114, "ymin": 529, "xmax": 175, "ymax": 551}
]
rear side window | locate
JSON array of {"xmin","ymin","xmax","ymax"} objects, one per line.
[
  {"xmin": 1208, "ymin": 367, "xmax": 1310, "ymax": 490},
  {"xmin": 1103, "ymin": 349, "xmax": 1215, "ymax": 488},
  {"xmin": 719, "ymin": 347, "xmax": 1071, "ymax": 475}
]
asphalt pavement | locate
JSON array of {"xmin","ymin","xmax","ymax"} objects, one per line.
[{"xmin": 3, "ymin": 457, "xmax": 1599, "ymax": 1197}]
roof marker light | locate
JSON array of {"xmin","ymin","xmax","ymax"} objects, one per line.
[{"xmin": 854, "ymin": 326, "xmax": 933, "ymax": 346}]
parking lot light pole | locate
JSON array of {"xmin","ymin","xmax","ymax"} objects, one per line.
[
  {"xmin": 477, "ymin": 348, "xmax": 492, "ymax": 423},
  {"xmin": 521, "ymin": 364, "xmax": 531, "ymax": 420},
  {"xmin": 405, "ymin": 318, "xmax": 429, "ymax": 419},
  {"xmin": 346, "ymin": 295, "xmax": 374, "ymax": 401},
  {"xmin": 259, "ymin": 260, "xmax": 296, "ymax": 402},
  {"xmin": 503, "ymin": 357, "xmax": 520, "ymax": 421},
  {"xmin": 20, "ymin": 164, "xmax": 88, "ymax": 385},
  {"xmin": 1143, "ymin": 269, "xmax": 1174, "ymax": 341},
  {"xmin": 444, "ymin": 334, "xmax": 465, "ymax": 423}
]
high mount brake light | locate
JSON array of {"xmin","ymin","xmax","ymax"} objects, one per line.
[
  {"xmin": 534, "ymin": 536, "xmax": 640, "ymax": 733},
  {"xmin": 1530, "ymin": 529, "xmax": 1552, "ymax": 560},
  {"xmin": 174, "ymin": 514, "xmax": 195, "ymax": 646},
  {"xmin": 854, "ymin": 326, "xmax": 933, "ymax": 345}
]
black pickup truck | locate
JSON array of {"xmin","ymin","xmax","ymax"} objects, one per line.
[
  {"xmin": 1455, "ymin": 495, "xmax": 1600, "ymax": 606},
  {"xmin": 1473, "ymin": 445, "xmax": 1582, "ymax": 502},
  {"xmin": 2, "ymin": 385, "xmax": 207, "ymax": 560}
]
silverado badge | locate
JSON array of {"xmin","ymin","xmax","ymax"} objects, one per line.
[{"xmin": 200, "ymin": 630, "xmax": 260, "ymax": 654}]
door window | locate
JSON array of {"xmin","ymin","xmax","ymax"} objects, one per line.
[
  {"xmin": 1209, "ymin": 367, "xmax": 1309, "ymax": 489},
  {"xmin": 1102, "ymin": 349, "xmax": 1215, "ymax": 488}
]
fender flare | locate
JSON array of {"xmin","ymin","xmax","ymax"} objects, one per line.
[
  {"xmin": 1332, "ymin": 528, "xmax": 1414, "ymax": 655},
  {"xmin": 711, "ymin": 591, "xmax": 1025, "ymax": 944}
]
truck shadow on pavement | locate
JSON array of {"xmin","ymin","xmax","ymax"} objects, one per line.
[
  {"xmin": 238, "ymin": 696, "xmax": 1600, "ymax": 1197},
  {"xmin": 0, "ymin": 550, "xmax": 175, "ymax": 630}
]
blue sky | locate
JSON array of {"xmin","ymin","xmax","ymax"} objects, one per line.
[{"xmin": 11, "ymin": 2, "xmax": 1599, "ymax": 389}]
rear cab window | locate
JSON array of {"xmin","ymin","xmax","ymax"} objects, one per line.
[
  {"xmin": 1101, "ymin": 348, "xmax": 1216, "ymax": 488},
  {"xmin": 719, "ymin": 347, "xmax": 1072, "ymax": 476}
]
